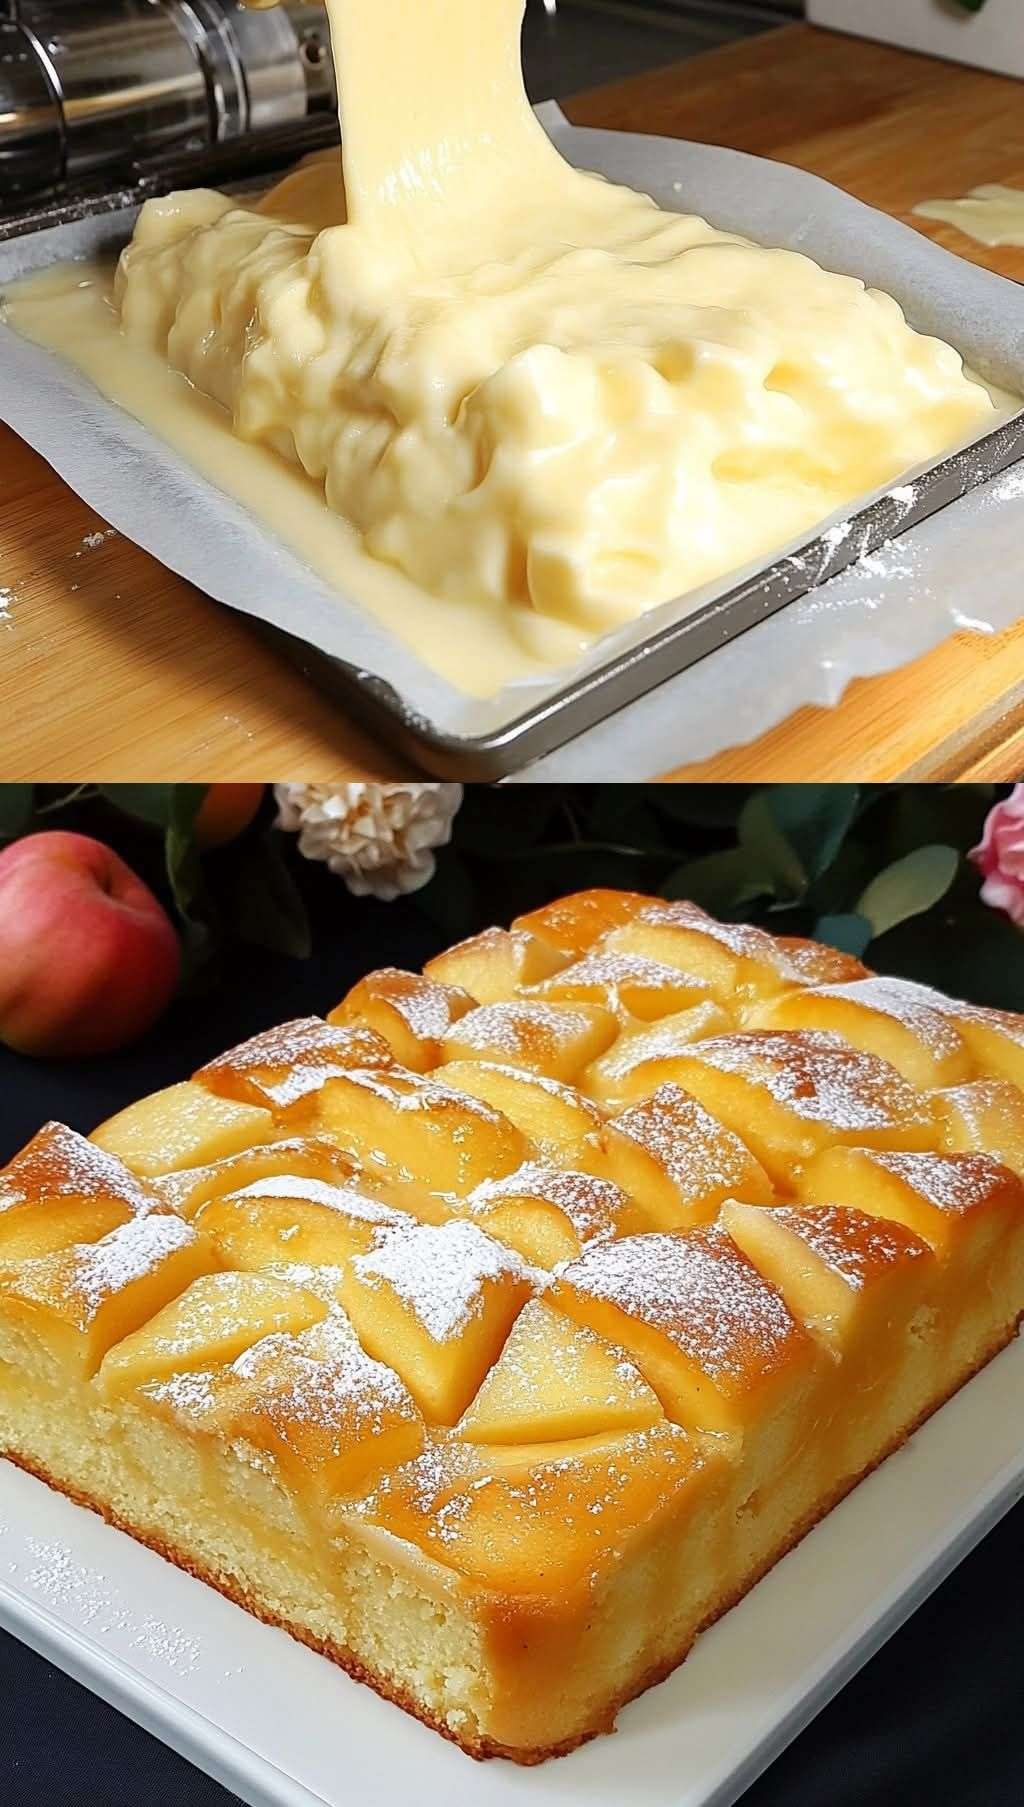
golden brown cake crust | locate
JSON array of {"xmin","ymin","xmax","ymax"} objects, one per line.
[
  {"xmin": 5, "ymin": 888, "xmax": 1024, "ymax": 1761},
  {"xmin": 5, "ymin": 1303, "xmax": 1018, "ymax": 1765}
]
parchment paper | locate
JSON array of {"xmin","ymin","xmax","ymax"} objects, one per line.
[
  {"xmin": 512, "ymin": 458, "xmax": 1024, "ymax": 780},
  {"xmin": 2, "ymin": 103, "xmax": 1023, "ymax": 771}
]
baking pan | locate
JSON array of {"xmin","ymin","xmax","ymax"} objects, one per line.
[
  {"xmin": 3, "ymin": 114, "xmax": 1023, "ymax": 777},
  {"xmin": 250, "ymin": 413, "xmax": 1024, "ymax": 778}
]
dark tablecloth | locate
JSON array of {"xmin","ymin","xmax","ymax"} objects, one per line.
[{"xmin": 1, "ymin": 882, "xmax": 1021, "ymax": 1806}]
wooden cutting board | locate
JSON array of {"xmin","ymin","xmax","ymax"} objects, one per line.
[{"xmin": 2, "ymin": 22, "xmax": 1022, "ymax": 782}]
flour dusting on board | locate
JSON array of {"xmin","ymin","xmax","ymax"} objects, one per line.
[{"xmin": 76, "ymin": 528, "xmax": 117, "ymax": 556}]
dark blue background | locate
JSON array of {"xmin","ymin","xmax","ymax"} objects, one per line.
[{"xmin": 1, "ymin": 873, "xmax": 1021, "ymax": 1804}]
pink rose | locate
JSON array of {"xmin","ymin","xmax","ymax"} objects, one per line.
[{"xmin": 970, "ymin": 785, "xmax": 1024, "ymax": 926}]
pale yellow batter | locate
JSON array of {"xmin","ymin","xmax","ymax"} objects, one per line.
[
  {"xmin": 2, "ymin": 0, "xmax": 1003, "ymax": 693},
  {"xmin": 915, "ymin": 184, "xmax": 1024, "ymax": 249}
]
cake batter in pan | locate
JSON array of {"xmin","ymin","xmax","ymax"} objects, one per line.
[{"xmin": 2, "ymin": 110, "xmax": 1023, "ymax": 775}]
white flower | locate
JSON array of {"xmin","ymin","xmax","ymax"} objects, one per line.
[{"xmin": 273, "ymin": 783, "xmax": 463, "ymax": 901}]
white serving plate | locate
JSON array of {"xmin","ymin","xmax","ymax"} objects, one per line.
[{"xmin": 2, "ymin": 1334, "xmax": 1023, "ymax": 1807}]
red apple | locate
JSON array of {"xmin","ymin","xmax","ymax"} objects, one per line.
[
  {"xmin": 0, "ymin": 832, "xmax": 180, "ymax": 1056},
  {"xmin": 195, "ymin": 784, "xmax": 264, "ymax": 849}
]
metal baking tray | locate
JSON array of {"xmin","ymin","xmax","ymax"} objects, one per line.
[
  {"xmin": 252, "ymin": 412, "xmax": 1024, "ymax": 778},
  {"xmin": 3, "ymin": 150, "xmax": 1023, "ymax": 779}
]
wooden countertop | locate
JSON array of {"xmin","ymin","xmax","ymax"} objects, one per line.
[{"xmin": 2, "ymin": 23, "xmax": 1023, "ymax": 782}]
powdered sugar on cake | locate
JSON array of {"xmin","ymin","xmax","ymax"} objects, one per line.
[
  {"xmin": 353, "ymin": 1219, "xmax": 539, "ymax": 1341},
  {"xmin": 467, "ymin": 1162, "xmax": 626, "ymax": 1244},
  {"xmin": 630, "ymin": 900, "xmax": 804, "ymax": 980},
  {"xmin": 0, "ymin": 1123, "xmax": 161, "ymax": 1217},
  {"xmin": 535, "ymin": 951, "xmax": 713, "ymax": 1014},
  {"xmin": 865, "ymin": 1150, "xmax": 1009, "ymax": 1214},
  {"xmin": 225, "ymin": 1174, "xmax": 410, "ymax": 1229},
  {"xmin": 769, "ymin": 1204, "xmax": 929, "ymax": 1286},
  {"xmin": 198, "ymin": 1017, "xmax": 394, "ymax": 1107},
  {"xmin": 560, "ymin": 1230, "xmax": 802, "ymax": 1381},
  {"xmin": 363, "ymin": 969, "xmax": 470, "ymax": 1041},
  {"xmin": 590, "ymin": 1003, "xmax": 728, "ymax": 1082},
  {"xmin": 808, "ymin": 977, "xmax": 967, "ymax": 1060},
  {"xmin": 232, "ymin": 1313, "xmax": 418, "ymax": 1433},
  {"xmin": 684, "ymin": 1031, "xmax": 923, "ymax": 1129},
  {"xmin": 64, "ymin": 1215, "xmax": 198, "ymax": 1314},
  {"xmin": 612, "ymin": 1084, "xmax": 760, "ymax": 1193},
  {"xmin": 448, "ymin": 1001, "xmax": 607, "ymax": 1061}
]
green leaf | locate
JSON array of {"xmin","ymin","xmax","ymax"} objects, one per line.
[
  {"xmin": 805, "ymin": 840, "xmax": 874, "ymax": 918},
  {"xmin": 738, "ymin": 792, "xmax": 807, "ymax": 902},
  {"xmin": 740, "ymin": 785, "xmax": 861, "ymax": 905},
  {"xmin": 0, "ymin": 785, "xmax": 35, "ymax": 840},
  {"xmin": 815, "ymin": 912, "xmax": 874, "ymax": 958},
  {"xmin": 164, "ymin": 787, "xmax": 209, "ymax": 918},
  {"xmin": 234, "ymin": 830, "xmax": 311, "ymax": 959},
  {"xmin": 856, "ymin": 844, "xmax": 959, "ymax": 938},
  {"xmin": 98, "ymin": 784, "xmax": 191, "ymax": 828},
  {"xmin": 162, "ymin": 787, "xmax": 214, "ymax": 982},
  {"xmin": 661, "ymin": 848, "xmax": 775, "ymax": 915},
  {"xmin": 776, "ymin": 785, "xmax": 861, "ymax": 880}
]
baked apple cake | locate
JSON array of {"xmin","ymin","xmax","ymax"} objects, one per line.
[{"xmin": 1, "ymin": 892, "xmax": 1022, "ymax": 1762}]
